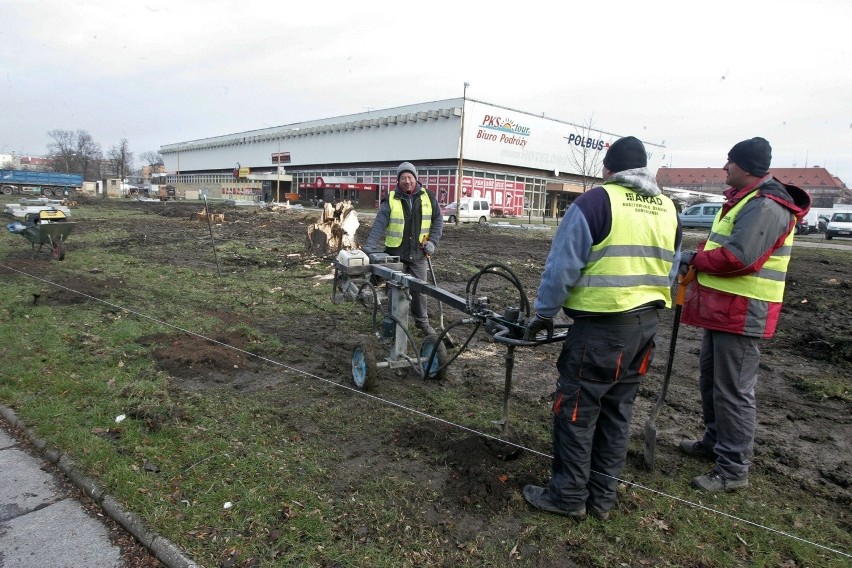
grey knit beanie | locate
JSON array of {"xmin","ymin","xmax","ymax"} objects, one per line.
[{"xmin": 396, "ymin": 162, "xmax": 418, "ymax": 180}]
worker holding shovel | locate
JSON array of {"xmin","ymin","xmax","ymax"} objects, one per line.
[
  {"xmin": 363, "ymin": 162, "xmax": 444, "ymax": 336},
  {"xmin": 522, "ymin": 137, "xmax": 682, "ymax": 521},
  {"xmin": 678, "ymin": 137, "xmax": 811, "ymax": 492}
]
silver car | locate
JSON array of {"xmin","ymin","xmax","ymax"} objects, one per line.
[{"xmin": 679, "ymin": 202, "xmax": 722, "ymax": 229}]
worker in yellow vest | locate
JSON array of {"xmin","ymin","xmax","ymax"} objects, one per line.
[
  {"xmin": 523, "ymin": 136, "xmax": 682, "ymax": 521},
  {"xmin": 364, "ymin": 162, "xmax": 444, "ymax": 336},
  {"xmin": 678, "ymin": 137, "xmax": 811, "ymax": 492}
]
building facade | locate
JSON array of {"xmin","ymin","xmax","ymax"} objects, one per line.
[
  {"xmin": 160, "ymin": 98, "xmax": 663, "ymax": 217},
  {"xmin": 657, "ymin": 166, "xmax": 848, "ymax": 208}
]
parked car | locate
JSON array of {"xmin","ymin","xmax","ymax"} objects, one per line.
[
  {"xmin": 817, "ymin": 214, "xmax": 831, "ymax": 233},
  {"xmin": 795, "ymin": 218, "xmax": 810, "ymax": 235},
  {"xmin": 441, "ymin": 198, "xmax": 490, "ymax": 224},
  {"xmin": 679, "ymin": 202, "xmax": 722, "ymax": 229},
  {"xmin": 825, "ymin": 211, "xmax": 852, "ymax": 240}
]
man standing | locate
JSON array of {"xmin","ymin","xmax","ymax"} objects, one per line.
[
  {"xmin": 523, "ymin": 136, "xmax": 682, "ymax": 520},
  {"xmin": 364, "ymin": 162, "xmax": 444, "ymax": 336},
  {"xmin": 679, "ymin": 137, "xmax": 811, "ymax": 492}
]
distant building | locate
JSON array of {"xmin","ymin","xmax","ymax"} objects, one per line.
[
  {"xmin": 0, "ymin": 154, "xmax": 52, "ymax": 172},
  {"xmin": 20, "ymin": 156, "xmax": 51, "ymax": 171},
  {"xmin": 0, "ymin": 153, "xmax": 16, "ymax": 169},
  {"xmin": 160, "ymin": 97, "xmax": 665, "ymax": 215},
  {"xmin": 657, "ymin": 166, "xmax": 847, "ymax": 208}
]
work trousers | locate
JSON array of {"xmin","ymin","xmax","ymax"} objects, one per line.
[
  {"xmin": 547, "ymin": 310, "xmax": 659, "ymax": 512},
  {"xmin": 698, "ymin": 329, "xmax": 760, "ymax": 480},
  {"xmin": 404, "ymin": 257, "xmax": 429, "ymax": 327}
]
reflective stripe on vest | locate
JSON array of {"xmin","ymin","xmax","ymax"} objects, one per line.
[
  {"xmin": 564, "ymin": 184, "xmax": 679, "ymax": 312},
  {"xmin": 698, "ymin": 192, "xmax": 794, "ymax": 302},
  {"xmin": 385, "ymin": 190, "xmax": 433, "ymax": 248}
]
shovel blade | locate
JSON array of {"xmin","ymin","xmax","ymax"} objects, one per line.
[
  {"xmin": 441, "ymin": 331, "xmax": 456, "ymax": 349},
  {"xmin": 643, "ymin": 419, "xmax": 657, "ymax": 471}
]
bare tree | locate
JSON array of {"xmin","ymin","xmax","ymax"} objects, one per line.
[
  {"xmin": 107, "ymin": 138, "xmax": 133, "ymax": 181},
  {"xmin": 47, "ymin": 129, "xmax": 77, "ymax": 173},
  {"xmin": 75, "ymin": 130, "xmax": 102, "ymax": 181},
  {"xmin": 46, "ymin": 129, "xmax": 103, "ymax": 180},
  {"xmin": 139, "ymin": 150, "xmax": 163, "ymax": 167},
  {"xmin": 564, "ymin": 115, "xmax": 607, "ymax": 192}
]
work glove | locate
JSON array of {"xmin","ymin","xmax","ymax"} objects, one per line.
[
  {"xmin": 422, "ymin": 240, "xmax": 436, "ymax": 256},
  {"xmin": 525, "ymin": 313, "xmax": 554, "ymax": 341},
  {"xmin": 678, "ymin": 250, "xmax": 695, "ymax": 275}
]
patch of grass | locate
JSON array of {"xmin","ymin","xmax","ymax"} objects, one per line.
[
  {"xmin": 786, "ymin": 370, "xmax": 852, "ymax": 402},
  {"xmin": 1, "ymin": 197, "xmax": 850, "ymax": 567}
]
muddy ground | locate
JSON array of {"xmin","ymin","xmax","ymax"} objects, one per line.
[{"xmin": 6, "ymin": 197, "xmax": 851, "ymax": 564}]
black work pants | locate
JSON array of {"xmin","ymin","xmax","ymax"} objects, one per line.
[{"xmin": 547, "ymin": 310, "xmax": 659, "ymax": 512}]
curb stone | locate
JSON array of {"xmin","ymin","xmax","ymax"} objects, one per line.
[{"xmin": 0, "ymin": 404, "xmax": 201, "ymax": 568}]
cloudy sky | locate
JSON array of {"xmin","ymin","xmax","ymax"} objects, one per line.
[{"xmin": 3, "ymin": 0, "xmax": 850, "ymax": 184}]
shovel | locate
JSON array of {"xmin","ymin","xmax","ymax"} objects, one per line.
[
  {"xmin": 424, "ymin": 253, "xmax": 456, "ymax": 349},
  {"xmin": 643, "ymin": 267, "xmax": 695, "ymax": 471}
]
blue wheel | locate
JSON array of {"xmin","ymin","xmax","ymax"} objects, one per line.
[
  {"xmin": 352, "ymin": 341, "xmax": 376, "ymax": 390},
  {"xmin": 419, "ymin": 335, "xmax": 447, "ymax": 381}
]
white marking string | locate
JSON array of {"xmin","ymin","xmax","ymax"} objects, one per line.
[{"xmin": 1, "ymin": 262, "xmax": 849, "ymax": 560}]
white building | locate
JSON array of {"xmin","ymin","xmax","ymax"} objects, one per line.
[{"xmin": 160, "ymin": 97, "xmax": 663, "ymax": 217}]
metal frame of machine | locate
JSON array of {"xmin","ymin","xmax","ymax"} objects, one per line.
[{"xmin": 332, "ymin": 249, "xmax": 569, "ymax": 457}]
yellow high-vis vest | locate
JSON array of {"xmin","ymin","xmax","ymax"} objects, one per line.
[
  {"xmin": 385, "ymin": 190, "xmax": 432, "ymax": 247},
  {"xmin": 564, "ymin": 184, "xmax": 679, "ymax": 312},
  {"xmin": 698, "ymin": 192, "xmax": 794, "ymax": 302}
]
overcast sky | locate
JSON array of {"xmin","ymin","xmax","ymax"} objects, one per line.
[{"xmin": 2, "ymin": 0, "xmax": 850, "ymax": 184}]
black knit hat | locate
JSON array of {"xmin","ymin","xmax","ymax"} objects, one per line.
[
  {"xmin": 603, "ymin": 136, "xmax": 647, "ymax": 173},
  {"xmin": 727, "ymin": 137, "xmax": 771, "ymax": 176}
]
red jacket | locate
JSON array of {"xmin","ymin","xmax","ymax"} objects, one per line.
[{"xmin": 681, "ymin": 175, "xmax": 811, "ymax": 338}]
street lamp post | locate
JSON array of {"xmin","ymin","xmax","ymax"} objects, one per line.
[
  {"xmin": 456, "ymin": 82, "xmax": 470, "ymax": 225},
  {"xmin": 276, "ymin": 137, "xmax": 281, "ymax": 203}
]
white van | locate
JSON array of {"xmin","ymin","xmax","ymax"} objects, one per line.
[
  {"xmin": 825, "ymin": 211, "xmax": 852, "ymax": 240},
  {"xmin": 442, "ymin": 198, "xmax": 490, "ymax": 224}
]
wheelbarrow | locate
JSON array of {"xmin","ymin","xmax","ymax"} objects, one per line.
[{"xmin": 20, "ymin": 210, "xmax": 76, "ymax": 261}]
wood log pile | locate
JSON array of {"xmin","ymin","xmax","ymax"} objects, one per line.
[
  {"xmin": 194, "ymin": 208, "xmax": 225, "ymax": 223},
  {"xmin": 305, "ymin": 200, "xmax": 360, "ymax": 255}
]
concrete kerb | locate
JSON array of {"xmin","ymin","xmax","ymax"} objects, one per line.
[{"xmin": 0, "ymin": 404, "xmax": 201, "ymax": 568}]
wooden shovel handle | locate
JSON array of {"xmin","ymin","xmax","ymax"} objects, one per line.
[{"xmin": 676, "ymin": 266, "xmax": 696, "ymax": 306}]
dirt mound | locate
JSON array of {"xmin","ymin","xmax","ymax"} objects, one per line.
[{"xmin": 138, "ymin": 328, "xmax": 266, "ymax": 386}]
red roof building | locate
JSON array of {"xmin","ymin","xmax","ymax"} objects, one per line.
[{"xmin": 656, "ymin": 166, "xmax": 847, "ymax": 207}]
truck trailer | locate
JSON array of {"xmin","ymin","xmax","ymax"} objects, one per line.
[{"xmin": 0, "ymin": 170, "xmax": 84, "ymax": 197}]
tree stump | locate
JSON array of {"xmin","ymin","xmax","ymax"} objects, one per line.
[{"xmin": 306, "ymin": 201, "xmax": 360, "ymax": 254}]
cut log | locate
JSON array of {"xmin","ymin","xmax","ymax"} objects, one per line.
[{"xmin": 305, "ymin": 200, "xmax": 360, "ymax": 255}]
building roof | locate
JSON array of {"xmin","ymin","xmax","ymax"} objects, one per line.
[
  {"xmin": 20, "ymin": 156, "xmax": 50, "ymax": 166},
  {"xmin": 657, "ymin": 166, "xmax": 845, "ymax": 190}
]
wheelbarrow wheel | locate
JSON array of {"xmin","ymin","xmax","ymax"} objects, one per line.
[
  {"xmin": 352, "ymin": 341, "xmax": 377, "ymax": 390},
  {"xmin": 420, "ymin": 334, "xmax": 448, "ymax": 381},
  {"xmin": 52, "ymin": 240, "xmax": 66, "ymax": 261}
]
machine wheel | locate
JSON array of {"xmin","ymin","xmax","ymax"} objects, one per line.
[
  {"xmin": 447, "ymin": 215, "xmax": 457, "ymax": 224},
  {"xmin": 478, "ymin": 216, "xmax": 487, "ymax": 225},
  {"xmin": 419, "ymin": 334, "xmax": 448, "ymax": 381},
  {"xmin": 52, "ymin": 240, "xmax": 66, "ymax": 261},
  {"xmin": 1, "ymin": 185, "xmax": 12, "ymax": 195},
  {"xmin": 352, "ymin": 341, "xmax": 377, "ymax": 390}
]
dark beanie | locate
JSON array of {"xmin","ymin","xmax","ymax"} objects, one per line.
[
  {"xmin": 603, "ymin": 136, "xmax": 647, "ymax": 173},
  {"xmin": 396, "ymin": 161, "xmax": 418, "ymax": 180},
  {"xmin": 727, "ymin": 137, "xmax": 771, "ymax": 176}
]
